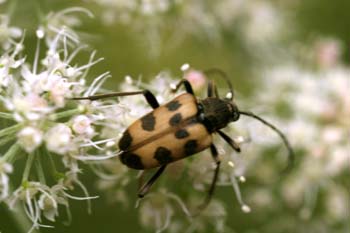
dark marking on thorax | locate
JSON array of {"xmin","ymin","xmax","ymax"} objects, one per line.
[{"xmin": 199, "ymin": 98, "xmax": 232, "ymax": 132}]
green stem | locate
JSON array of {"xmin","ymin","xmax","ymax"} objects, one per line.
[
  {"xmin": 35, "ymin": 152, "xmax": 46, "ymax": 185},
  {"xmin": 0, "ymin": 134, "xmax": 16, "ymax": 147},
  {"xmin": 46, "ymin": 150, "xmax": 64, "ymax": 181},
  {"xmin": 3, "ymin": 182, "xmax": 41, "ymax": 233},
  {"xmin": 0, "ymin": 124, "xmax": 22, "ymax": 138},
  {"xmin": 3, "ymin": 202, "xmax": 41, "ymax": 233},
  {"xmin": 49, "ymin": 108, "xmax": 83, "ymax": 120},
  {"xmin": 22, "ymin": 152, "xmax": 36, "ymax": 183},
  {"xmin": 2, "ymin": 143, "xmax": 21, "ymax": 163},
  {"xmin": 0, "ymin": 112, "xmax": 14, "ymax": 120}
]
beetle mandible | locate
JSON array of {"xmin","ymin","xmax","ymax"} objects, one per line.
[{"xmin": 73, "ymin": 68, "xmax": 294, "ymax": 213}]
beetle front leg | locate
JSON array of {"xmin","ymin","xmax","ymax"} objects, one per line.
[
  {"xmin": 71, "ymin": 89, "xmax": 159, "ymax": 109},
  {"xmin": 171, "ymin": 79, "xmax": 194, "ymax": 95},
  {"xmin": 217, "ymin": 130, "xmax": 241, "ymax": 152},
  {"xmin": 138, "ymin": 165, "xmax": 167, "ymax": 198},
  {"xmin": 192, "ymin": 144, "xmax": 221, "ymax": 216}
]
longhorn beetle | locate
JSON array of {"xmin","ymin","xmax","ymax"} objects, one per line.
[{"xmin": 73, "ymin": 68, "xmax": 294, "ymax": 214}]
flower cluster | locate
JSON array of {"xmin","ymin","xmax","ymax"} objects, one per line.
[
  {"xmin": 240, "ymin": 38, "xmax": 350, "ymax": 232},
  {"xmin": 0, "ymin": 9, "xmax": 125, "ymax": 232}
]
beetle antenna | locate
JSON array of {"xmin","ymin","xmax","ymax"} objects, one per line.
[
  {"xmin": 204, "ymin": 68, "xmax": 234, "ymax": 100},
  {"xmin": 239, "ymin": 111, "xmax": 295, "ymax": 172}
]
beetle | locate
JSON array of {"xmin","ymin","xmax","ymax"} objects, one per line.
[{"xmin": 73, "ymin": 68, "xmax": 294, "ymax": 213}]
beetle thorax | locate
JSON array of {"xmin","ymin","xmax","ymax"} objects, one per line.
[{"xmin": 199, "ymin": 97, "xmax": 237, "ymax": 132}]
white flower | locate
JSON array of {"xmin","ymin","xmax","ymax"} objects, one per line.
[
  {"xmin": 17, "ymin": 126, "xmax": 44, "ymax": 153},
  {"xmin": 0, "ymin": 50, "xmax": 25, "ymax": 90},
  {"xmin": 45, "ymin": 124, "xmax": 73, "ymax": 154},
  {"xmin": 38, "ymin": 192, "xmax": 59, "ymax": 222},
  {"xmin": 40, "ymin": 7, "xmax": 93, "ymax": 45},
  {"xmin": 0, "ymin": 160, "xmax": 13, "ymax": 200},
  {"xmin": 0, "ymin": 15, "xmax": 22, "ymax": 49},
  {"xmin": 12, "ymin": 93, "xmax": 51, "ymax": 121},
  {"xmin": 72, "ymin": 115, "xmax": 94, "ymax": 135}
]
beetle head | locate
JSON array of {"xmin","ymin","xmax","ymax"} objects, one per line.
[{"xmin": 225, "ymin": 98, "xmax": 240, "ymax": 122}]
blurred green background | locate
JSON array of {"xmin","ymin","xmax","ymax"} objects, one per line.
[{"xmin": 1, "ymin": 0, "xmax": 349, "ymax": 232}]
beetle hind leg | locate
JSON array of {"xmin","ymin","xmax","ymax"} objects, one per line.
[
  {"xmin": 191, "ymin": 144, "xmax": 221, "ymax": 216},
  {"xmin": 138, "ymin": 165, "xmax": 167, "ymax": 198}
]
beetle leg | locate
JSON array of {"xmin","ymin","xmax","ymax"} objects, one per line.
[
  {"xmin": 138, "ymin": 171, "xmax": 145, "ymax": 190},
  {"xmin": 138, "ymin": 165, "xmax": 167, "ymax": 198},
  {"xmin": 192, "ymin": 144, "xmax": 221, "ymax": 216},
  {"xmin": 217, "ymin": 130, "xmax": 241, "ymax": 152},
  {"xmin": 171, "ymin": 79, "xmax": 194, "ymax": 95},
  {"xmin": 207, "ymin": 80, "xmax": 219, "ymax": 98},
  {"xmin": 71, "ymin": 90, "xmax": 159, "ymax": 109}
]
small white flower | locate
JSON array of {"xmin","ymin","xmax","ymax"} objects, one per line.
[
  {"xmin": 0, "ymin": 160, "xmax": 13, "ymax": 200},
  {"xmin": 0, "ymin": 15, "xmax": 23, "ymax": 49},
  {"xmin": 12, "ymin": 93, "xmax": 51, "ymax": 121},
  {"xmin": 45, "ymin": 124, "xmax": 73, "ymax": 154},
  {"xmin": 0, "ymin": 52, "xmax": 25, "ymax": 90},
  {"xmin": 72, "ymin": 115, "xmax": 94, "ymax": 135},
  {"xmin": 38, "ymin": 191, "xmax": 58, "ymax": 222},
  {"xmin": 17, "ymin": 127, "xmax": 44, "ymax": 153}
]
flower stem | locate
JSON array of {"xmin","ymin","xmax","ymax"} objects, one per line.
[
  {"xmin": 0, "ymin": 134, "xmax": 16, "ymax": 147},
  {"xmin": 2, "ymin": 143, "xmax": 21, "ymax": 163},
  {"xmin": 0, "ymin": 124, "xmax": 22, "ymax": 138},
  {"xmin": 35, "ymin": 152, "xmax": 46, "ymax": 185},
  {"xmin": 0, "ymin": 112, "xmax": 14, "ymax": 120},
  {"xmin": 22, "ymin": 152, "xmax": 36, "ymax": 183},
  {"xmin": 3, "ymin": 202, "xmax": 40, "ymax": 233},
  {"xmin": 49, "ymin": 108, "xmax": 83, "ymax": 120}
]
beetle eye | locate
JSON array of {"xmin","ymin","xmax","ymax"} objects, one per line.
[{"xmin": 232, "ymin": 110, "xmax": 240, "ymax": 121}]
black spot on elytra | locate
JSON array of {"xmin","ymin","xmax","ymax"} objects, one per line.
[
  {"xmin": 154, "ymin": 147, "xmax": 173, "ymax": 164},
  {"xmin": 175, "ymin": 129, "xmax": 189, "ymax": 139},
  {"xmin": 184, "ymin": 140, "xmax": 197, "ymax": 156},
  {"xmin": 120, "ymin": 152, "xmax": 144, "ymax": 169},
  {"xmin": 166, "ymin": 100, "xmax": 181, "ymax": 111},
  {"xmin": 169, "ymin": 113, "xmax": 182, "ymax": 126},
  {"xmin": 118, "ymin": 130, "xmax": 132, "ymax": 150},
  {"xmin": 141, "ymin": 112, "xmax": 156, "ymax": 131}
]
